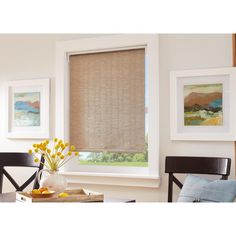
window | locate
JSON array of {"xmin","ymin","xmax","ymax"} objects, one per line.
[
  {"xmin": 69, "ymin": 49, "xmax": 147, "ymax": 168},
  {"xmin": 55, "ymin": 35, "xmax": 159, "ymax": 187}
]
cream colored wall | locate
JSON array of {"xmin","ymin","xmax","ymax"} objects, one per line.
[
  {"xmin": 0, "ymin": 34, "xmax": 234, "ymax": 201},
  {"xmin": 0, "ymin": 34, "xmax": 94, "ymax": 192},
  {"xmin": 158, "ymin": 34, "xmax": 234, "ymax": 201}
]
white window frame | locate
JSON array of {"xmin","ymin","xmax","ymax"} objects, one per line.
[{"xmin": 55, "ymin": 35, "xmax": 160, "ymax": 188}]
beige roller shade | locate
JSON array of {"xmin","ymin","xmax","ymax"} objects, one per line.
[{"xmin": 69, "ymin": 49, "xmax": 145, "ymax": 152}]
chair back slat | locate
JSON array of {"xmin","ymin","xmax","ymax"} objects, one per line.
[
  {"xmin": 3, "ymin": 169, "xmax": 20, "ymax": 190},
  {"xmin": 0, "ymin": 153, "xmax": 40, "ymax": 167},
  {"xmin": 18, "ymin": 172, "xmax": 37, "ymax": 191},
  {"xmin": 165, "ymin": 156, "xmax": 231, "ymax": 202},
  {"xmin": 165, "ymin": 156, "xmax": 231, "ymax": 176},
  {"xmin": 0, "ymin": 153, "xmax": 44, "ymax": 193}
]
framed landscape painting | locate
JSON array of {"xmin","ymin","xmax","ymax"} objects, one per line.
[
  {"xmin": 6, "ymin": 78, "xmax": 50, "ymax": 139},
  {"xmin": 170, "ymin": 68, "xmax": 236, "ymax": 140}
]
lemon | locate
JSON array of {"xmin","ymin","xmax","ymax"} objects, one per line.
[
  {"xmin": 58, "ymin": 192, "xmax": 69, "ymax": 198},
  {"xmin": 42, "ymin": 190, "xmax": 50, "ymax": 194},
  {"xmin": 32, "ymin": 189, "xmax": 41, "ymax": 194}
]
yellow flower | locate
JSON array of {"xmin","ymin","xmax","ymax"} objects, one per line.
[{"xmin": 29, "ymin": 139, "xmax": 79, "ymax": 169}]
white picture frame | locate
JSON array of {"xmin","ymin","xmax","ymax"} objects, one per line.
[
  {"xmin": 6, "ymin": 78, "xmax": 50, "ymax": 139},
  {"xmin": 170, "ymin": 67, "xmax": 236, "ymax": 141}
]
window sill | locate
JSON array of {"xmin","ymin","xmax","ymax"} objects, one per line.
[{"xmin": 60, "ymin": 171, "xmax": 160, "ymax": 188}]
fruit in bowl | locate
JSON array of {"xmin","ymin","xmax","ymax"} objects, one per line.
[
  {"xmin": 38, "ymin": 187, "xmax": 49, "ymax": 193},
  {"xmin": 29, "ymin": 187, "xmax": 55, "ymax": 198}
]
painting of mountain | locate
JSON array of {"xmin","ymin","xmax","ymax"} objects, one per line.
[
  {"xmin": 14, "ymin": 92, "xmax": 40, "ymax": 127},
  {"xmin": 184, "ymin": 83, "xmax": 223, "ymax": 126}
]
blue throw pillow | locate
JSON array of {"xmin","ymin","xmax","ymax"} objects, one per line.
[{"xmin": 177, "ymin": 174, "xmax": 236, "ymax": 202}]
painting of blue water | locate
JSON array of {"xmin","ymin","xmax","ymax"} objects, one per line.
[{"xmin": 14, "ymin": 92, "xmax": 40, "ymax": 127}]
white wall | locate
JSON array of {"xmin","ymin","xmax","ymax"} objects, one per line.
[
  {"xmin": 0, "ymin": 34, "xmax": 234, "ymax": 201},
  {"xmin": 0, "ymin": 34, "xmax": 94, "ymax": 192},
  {"xmin": 158, "ymin": 34, "xmax": 234, "ymax": 201}
]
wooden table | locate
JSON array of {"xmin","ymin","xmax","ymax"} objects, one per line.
[{"xmin": 0, "ymin": 192, "xmax": 135, "ymax": 203}]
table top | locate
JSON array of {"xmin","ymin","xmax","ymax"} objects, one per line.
[{"xmin": 0, "ymin": 192, "xmax": 135, "ymax": 203}]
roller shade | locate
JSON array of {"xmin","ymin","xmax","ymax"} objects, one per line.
[{"xmin": 69, "ymin": 48, "xmax": 145, "ymax": 152}]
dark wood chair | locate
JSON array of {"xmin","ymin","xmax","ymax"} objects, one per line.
[
  {"xmin": 0, "ymin": 153, "xmax": 44, "ymax": 193},
  {"xmin": 165, "ymin": 156, "xmax": 231, "ymax": 202}
]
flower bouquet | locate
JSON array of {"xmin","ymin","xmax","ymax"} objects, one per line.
[
  {"xmin": 29, "ymin": 138, "xmax": 79, "ymax": 171},
  {"xmin": 28, "ymin": 138, "xmax": 79, "ymax": 192}
]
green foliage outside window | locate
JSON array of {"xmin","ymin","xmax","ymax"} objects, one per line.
[{"xmin": 79, "ymin": 136, "xmax": 148, "ymax": 167}]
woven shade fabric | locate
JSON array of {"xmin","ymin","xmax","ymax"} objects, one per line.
[{"xmin": 69, "ymin": 49, "xmax": 145, "ymax": 152}]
